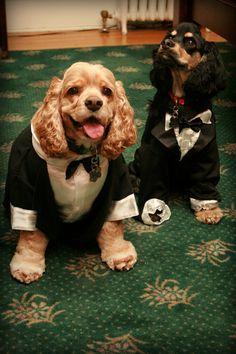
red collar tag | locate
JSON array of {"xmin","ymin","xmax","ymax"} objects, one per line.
[{"xmin": 169, "ymin": 91, "xmax": 185, "ymax": 106}]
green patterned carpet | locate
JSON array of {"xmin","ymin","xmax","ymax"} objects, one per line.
[{"xmin": 0, "ymin": 43, "xmax": 236, "ymax": 354}]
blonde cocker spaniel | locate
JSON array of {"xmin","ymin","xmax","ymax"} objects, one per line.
[{"xmin": 4, "ymin": 62, "xmax": 139, "ymax": 283}]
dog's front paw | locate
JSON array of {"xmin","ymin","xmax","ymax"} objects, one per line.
[
  {"xmin": 101, "ymin": 240, "xmax": 137, "ymax": 271},
  {"xmin": 195, "ymin": 207, "xmax": 223, "ymax": 224},
  {"xmin": 10, "ymin": 252, "xmax": 45, "ymax": 284}
]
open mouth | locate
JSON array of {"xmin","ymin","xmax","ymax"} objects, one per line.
[{"xmin": 69, "ymin": 115, "xmax": 105, "ymax": 140}]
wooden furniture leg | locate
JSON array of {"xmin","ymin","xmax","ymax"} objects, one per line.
[{"xmin": 0, "ymin": 0, "xmax": 8, "ymax": 59}]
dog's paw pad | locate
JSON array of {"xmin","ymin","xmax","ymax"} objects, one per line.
[
  {"xmin": 11, "ymin": 269, "xmax": 43, "ymax": 284},
  {"xmin": 195, "ymin": 207, "xmax": 223, "ymax": 224},
  {"xmin": 102, "ymin": 241, "xmax": 137, "ymax": 271},
  {"xmin": 109, "ymin": 255, "xmax": 137, "ymax": 271},
  {"xmin": 10, "ymin": 253, "xmax": 45, "ymax": 284}
]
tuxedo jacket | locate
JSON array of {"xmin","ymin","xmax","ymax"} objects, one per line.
[
  {"xmin": 3, "ymin": 126, "xmax": 138, "ymax": 244},
  {"xmin": 129, "ymin": 93, "xmax": 221, "ymax": 211}
]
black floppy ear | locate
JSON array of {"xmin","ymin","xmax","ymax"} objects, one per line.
[
  {"xmin": 150, "ymin": 48, "xmax": 172, "ymax": 93},
  {"xmin": 184, "ymin": 41, "xmax": 226, "ymax": 99}
]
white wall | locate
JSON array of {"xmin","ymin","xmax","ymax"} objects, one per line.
[{"xmin": 6, "ymin": 0, "xmax": 119, "ymax": 33}]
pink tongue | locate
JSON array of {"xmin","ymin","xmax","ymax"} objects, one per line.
[{"xmin": 83, "ymin": 122, "xmax": 105, "ymax": 139}]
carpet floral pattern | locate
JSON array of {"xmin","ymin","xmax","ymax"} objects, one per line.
[{"xmin": 0, "ymin": 43, "xmax": 236, "ymax": 353}]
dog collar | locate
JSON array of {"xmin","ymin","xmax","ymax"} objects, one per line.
[
  {"xmin": 169, "ymin": 91, "xmax": 185, "ymax": 106},
  {"xmin": 66, "ymin": 139, "xmax": 91, "ymax": 155},
  {"xmin": 65, "ymin": 145, "xmax": 102, "ymax": 181}
]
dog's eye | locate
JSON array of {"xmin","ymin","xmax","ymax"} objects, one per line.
[
  {"xmin": 67, "ymin": 87, "xmax": 79, "ymax": 96},
  {"xmin": 102, "ymin": 87, "xmax": 112, "ymax": 97}
]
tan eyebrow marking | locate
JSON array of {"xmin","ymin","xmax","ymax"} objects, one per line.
[
  {"xmin": 185, "ymin": 32, "xmax": 193, "ymax": 37},
  {"xmin": 171, "ymin": 30, "xmax": 177, "ymax": 36}
]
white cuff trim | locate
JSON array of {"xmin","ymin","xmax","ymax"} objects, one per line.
[
  {"xmin": 107, "ymin": 194, "xmax": 139, "ymax": 221},
  {"xmin": 141, "ymin": 198, "xmax": 171, "ymax": 225},
  {"xmin": 190, "ymin": 198, "xmax": 219, "ymax": 211},
  {"xmin": 10, "ymin": 204, "xmax": 37, "ymax": 231}
]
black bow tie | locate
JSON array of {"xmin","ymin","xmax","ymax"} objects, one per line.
[
  {"xmin": 66, "ymin": 155, "xmax": 102, "ymax": 182},
  {"xmin": 66, "ymin": 157, "xmax": 92, "ymax": 179},
  {"xmin": 170, "ymin": 116, "xmax": 203, "ymax": 132}
]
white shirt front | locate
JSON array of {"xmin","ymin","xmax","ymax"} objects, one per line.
[
  {"xmin": 165, "ymin": 109, "xmax": 212, "ymax": 160},
  {"xmin": 29, "ymin": 124, "xmax": 138, "ymax": 224},
  {"xmin": 31, "ymin": 124, "xmax": 110, "ymax": 223}
]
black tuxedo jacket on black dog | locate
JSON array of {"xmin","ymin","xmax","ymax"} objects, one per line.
[{"xmin": 129, "ymin": 22, "xmax": 226, "ymax": 225}]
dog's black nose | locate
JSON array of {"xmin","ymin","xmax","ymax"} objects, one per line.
[
  {"xmin": 164, "ymin": 38, "xmax": 175, "ymax": 48},
  {"xmin": 85, "ymin": 97, "xmax": 103, "ymax": 112}
]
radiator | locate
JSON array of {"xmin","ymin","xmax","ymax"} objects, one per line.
[{"xmin": 118, "ymin": 0, "xmax": 174, "ymax": 35}]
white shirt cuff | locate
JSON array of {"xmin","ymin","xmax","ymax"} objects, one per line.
[
  {"xmin": 10, "ymin": 204, "xmax": 37, "ymax": 231},
  {"xmin": 107, "ymin": 194, "xmax": 139, "ymax": 221}
]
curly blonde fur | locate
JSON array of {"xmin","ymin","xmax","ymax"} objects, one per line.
[
  {"xmin": 33, "ymin": 77, "xmax": 69, "ymax": 157},
  {"xmin": 32, "ymin": 62, "xmax": 136, "ymax": 159},
  {"xmin": 101, "ymin": 81, "xmax": 136, "ymax": 159},
  {"xmin": 9, "ymin": 62, "xmax": 138, "ymax": 284}
]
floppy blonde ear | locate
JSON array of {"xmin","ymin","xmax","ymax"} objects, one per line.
[
  {"xmin": 101, "ymin": 80, "xmax": 136, "ymax": 160},
  {"xmin": 32, "ymin": 77, "xmax": 69, "ymax": 157}
]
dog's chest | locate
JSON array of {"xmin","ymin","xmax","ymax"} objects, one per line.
[
  {"xmin": 47, "ymin": 157, "xmax": 109, "ymax": 223},
  {"xmin": 165, "ymin": 109, "xmax": 212, "ymax": 159},
  {"xmin": 32, "ymin": 124, "xmax": 110, "ymax": 223}
]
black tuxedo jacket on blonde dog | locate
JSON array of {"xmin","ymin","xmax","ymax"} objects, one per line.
[
  {"xmin": 4, "ymin": 126, "xmax": 137, "ymax": 242},
  {"xmin": 129, "ymin": 22, "xmax": 226, "ymax": 226},
  {"xmin": 4, "ymin": 62, "xmax": 138, "ymax": 283}
]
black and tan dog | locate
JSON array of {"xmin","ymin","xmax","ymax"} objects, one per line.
[{"xmin": 129, "ymin": 22, "xmax": 226, "ymax": 226}]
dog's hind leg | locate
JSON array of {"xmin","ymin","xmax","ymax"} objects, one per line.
[
  {"xmin": 98, "ymin": 221, "xmax": 137, "ymax": 271},
  {"xmin": 10, "ymin": 230, "xmax": 48, "ymax": 284}
]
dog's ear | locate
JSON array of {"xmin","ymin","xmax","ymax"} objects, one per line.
[
  {"xmin": 184, "ymin": 41, "xmax": 227, "ymax": 99},
  {"xmin": 101, "ymin": 80, "xmax": 136, "ymax": 160},
  {"xmin": 32, "ymin": 77, "xmax": 69, "ymax": 157}
]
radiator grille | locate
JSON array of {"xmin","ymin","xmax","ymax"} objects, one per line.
[{"xmin": 119, "ymin": 0, "xmax": 174, "ymax": 34}]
